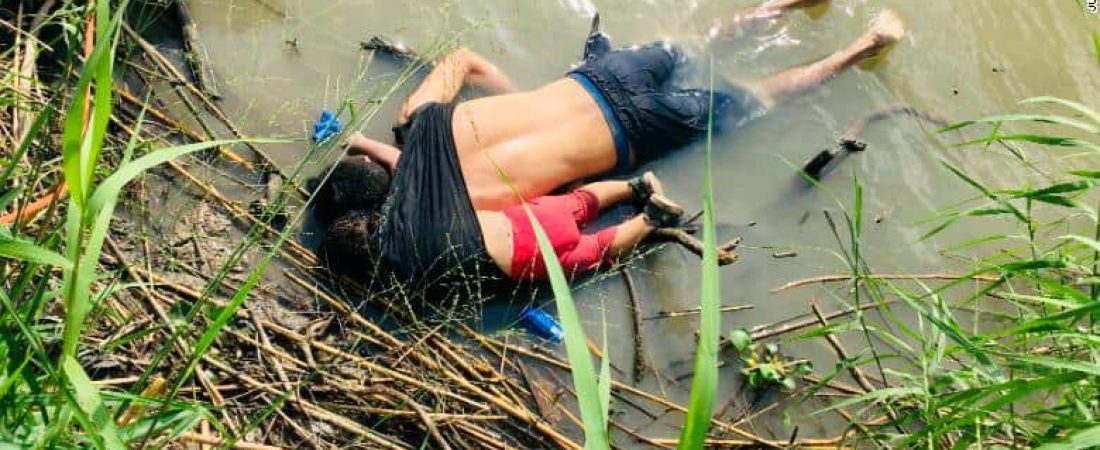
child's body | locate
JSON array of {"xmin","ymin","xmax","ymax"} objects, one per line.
[{"xmin": 479, "ymin": 174, "xmax": 683, "ymax": 280}]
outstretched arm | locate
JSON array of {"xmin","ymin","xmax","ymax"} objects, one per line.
[
  {"xmin": 400, "ymin": 47, "xmax": 519, "ymax": 123},
  {"xmin": 346, "ymin": 132, "xmax": 401, "ymax": 173}
]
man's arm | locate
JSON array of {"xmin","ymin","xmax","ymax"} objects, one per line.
[
  {"xmin": 346, "ymin": 133, "xmax": 401, "ymax": 173},
  {"xmin": 400, "ymin": 47, "xmax": 519, "ymax": 123}
]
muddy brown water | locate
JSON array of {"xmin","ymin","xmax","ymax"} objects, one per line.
[{"xmin": 175, "ymin": 0, "xmax": 1100, "ymax": 441}]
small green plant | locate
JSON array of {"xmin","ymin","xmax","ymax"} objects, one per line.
[{"xmin": 739, "ymin": 342, "xmax": 811, "ymax": 392}]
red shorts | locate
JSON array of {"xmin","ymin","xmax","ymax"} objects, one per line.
[{"xmin": 503, "ymin": 190, "xmax": 619, "ymax": 280}]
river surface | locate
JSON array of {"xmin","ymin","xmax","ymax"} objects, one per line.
[{"xmin": 180, "ymin": 0, "xmax": 1100, "ymax": 442}]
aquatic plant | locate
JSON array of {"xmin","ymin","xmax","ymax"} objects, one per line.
[{"xmin": 739, "ymin": 342, "xmax": 812, "ymax": 392}]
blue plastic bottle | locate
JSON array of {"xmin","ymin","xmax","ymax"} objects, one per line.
[{"xmin": 520, "ymin": 306, "xmax": 564, "ymax": 344}]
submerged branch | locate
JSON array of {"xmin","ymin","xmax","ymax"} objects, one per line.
[{"xmin": 771, "ymin": 272, "xmax": 1000, "ymax": 293}]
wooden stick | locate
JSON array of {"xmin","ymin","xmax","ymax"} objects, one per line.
[
  {"xmin": 122, "ymin": 24, "xmax": 305, "ymax": 197},
  {"xmin": 621, "ymin": 268, "xmax": 650, "ymax": 385},
  {"xmin": 771, "ymin": 273, "xmax": 999, "ymax": 293},
  {"xmin": 202, "ymin": 357, "xmax": 409, "ymax": 450},
  {"xmin": 93, "ymin": 376, "xmax": 141, "ymax": 386},
  {"xmin": 811, "ymin": 301, "xmax": 875, "ymax": 393},
  {"xmin": 650, "ymin": 227, "xmax": 739, "ymax": 265},
  {"xmin": 516, "ymin": 360, "xmax": 560, "ymax": 424},
  {"xmin": 645, "ymin": 304, "xmax": 754, "ymax": 320},
  {"xmin": 172, "ymin": 0, "xmax": 220, "ymax": 99},
  {"xmin": 802, "ymin": 374, "xmax": 866, "ymax": 396},
  {"xmin": 374, "ymin": 386, "xmax": 454, "ymax": 450},
  {"xmin": 0, "ymin": 182, "xmax": 66, "ymax": 226},
  {"xmin": 111, "ymin": 85, "xmax": 251, "ymax": 168},
  {"xmin": 180, "ymin": 432, "xmax": 284, "ymax": 450},
  {"xmin": 647, "ymin": 438, "xmax": 845, "ymax": 449},
  {"xmin": 250, "ymin": 319, "xmax": 491, "ymax": 412},
  {"xmin": 118, "ymin": 376, "xmax": 167, "ymax": 426},
  {"xmin": 747, "ymin": 301, "xmax": 892, "ymax": 342},
  {"xmin": 341, "ymin": 405, "xmax": 506, "ymax": 422}
]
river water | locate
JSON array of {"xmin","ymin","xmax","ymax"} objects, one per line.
[{"xmin": 180, "ymin": 0, "xmax": 1100, "ymax": 442}]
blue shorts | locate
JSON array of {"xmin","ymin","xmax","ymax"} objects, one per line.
[{"xmin": 569, "ymin": 43, "xmax": 764, "ymax": 168}]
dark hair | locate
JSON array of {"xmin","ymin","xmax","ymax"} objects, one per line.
[
  {"xmin": 320, "ymin": 209, "xmax": 381, "ymax": 278},
  {"xmin": 306, "ymin": 156, "xmax": 392, "ymax": 222}
]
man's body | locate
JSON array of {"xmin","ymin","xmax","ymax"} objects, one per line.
[{"xmin": 320, "ymin": 2, "xmax": 906, "ymax": 282}]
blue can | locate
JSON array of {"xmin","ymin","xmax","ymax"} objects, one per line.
[{"xmin": 520, "ymin": 306, "xmax": 563, "ymax": 344}]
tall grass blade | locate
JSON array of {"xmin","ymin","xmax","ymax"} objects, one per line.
[
  {"xmin": 1036, "ymin": 423, "xmax": 1100, "ymax": 450},
  {"xmin": 957, "ymin": 134, "xmax": 1100, "ymax": 153},
  {"xmin": 87, "ymin": 139, "xmax": 272, "ymax": 213},
  {"xmin": 597, "ymin": 306, "xmax": 611, "ymax": 431},
  {"xmin": 524, "ymin": 205, "xmax": 610, "ymax": 449},
  {"xmin": 939, "ymin": 159, "xmax": 1028, "ymax": 223},
  {"xmin": 58, "ymin": 1, "xmax": 128, "ymax": 206},
  {"xmin": 677, "ymin": 56, "xmax": 720, "ymax": 450},
  {"xmin": 0, "ymin": 233, "xmax": 72, "ymax": 270},
  {"xmin": 942, "ymin": 114, "xmax": 1100, "ymax": 134},
  {"xmin": 61, "ymin": 356, "xmax": 125, "ymax": 450},
  {"xmin": 1021, "ymin": 96, "xmax": 1100, "ymax": 125},
  {"xmin": 886, "ymin": 285, "xmax": 999, "ymax": 374}
]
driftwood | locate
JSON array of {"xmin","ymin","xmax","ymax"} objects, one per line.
[
  {"xmin": 810, "ymin": 301, "xmax": 876, "ymax": 393},
  {"xmin": 650, "ymin": 227, "xmax": 740, "ymax": 265},
  {"xmin": 771, "ymin": 272, "xmax": 1000, "ymax": 293},
  {"xmin": 645, "ymin": 304, "xmax": 754, "ymax": 321},
  {"xmin": 172, "ymin": 0, "xmax": 220, "ymax": 99},
  {"xmin": 621, "ymin": 268, "xmax": 650, "ymax": 385},
  {"xmin": 746, "ymin": 301, "xmax": 893, "ymax": 342}
]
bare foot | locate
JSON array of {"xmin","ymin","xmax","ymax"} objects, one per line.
[
  {"xmin": 867, "ymin": 10, "xmax": 906, "ymax": 49},
  {"xmin": 850, "ymin": 10, "xmax": 906, "ymax": 64}
]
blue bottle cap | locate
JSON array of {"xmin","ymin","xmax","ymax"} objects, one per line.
[{"xmin": 520, "ymin": 306, "xmax": 564, "ymax": 344}]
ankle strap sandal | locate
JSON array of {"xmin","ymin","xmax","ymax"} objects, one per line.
[{"xmin": 643, "ymin": 194, "xmax": 685, "ymax": 227}]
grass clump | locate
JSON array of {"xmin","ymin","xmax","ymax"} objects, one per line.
[
  {"xmin": 0, "ymin": 1, "xmax": 239, "ymax": 447},
  {"xmin": 803, "ymin": 96, "xmax": 1100, "ymax": 449}
]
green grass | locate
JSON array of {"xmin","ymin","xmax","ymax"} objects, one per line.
[
  {"xmin": 676, "ymin": 57, "xmax": 722, "ymax": 450},
  {"xmin": 0, "ymin": 1, "xmax": 341, "ymax": 446},
  {"xmin": 0, "ymin": 1, "xmax": 231, "ymax": 447},
  {"xmin": 798, "ymin": 96, "xmax": 1100, "ymax": 449}
]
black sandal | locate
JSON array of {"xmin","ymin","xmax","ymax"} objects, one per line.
[{"xmin": 643, "ymin": 194, "xmax": 685, "ymax": 227}]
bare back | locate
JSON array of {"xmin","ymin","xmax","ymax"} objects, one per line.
[{"xmin": 451, "ymin": 78, "xmax": 617, "ymax": 211}]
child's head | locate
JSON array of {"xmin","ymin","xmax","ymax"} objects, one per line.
[
  {"xmin": 319, "ymin": 209, "xmax": 381, "ymax": 278},
  {"xmin": 306, "ymin": 155, "xmax": 392, "ymax": 221}
]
